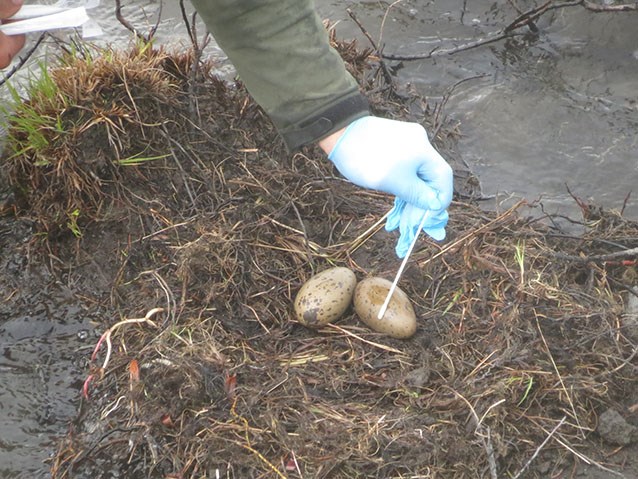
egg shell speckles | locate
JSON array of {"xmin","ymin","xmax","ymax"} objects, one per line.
[
  {"xmin": 353, "ymin": 277, "xmax": 417, "ymax": 339},
  {"xmin": 293, "ymin": 267, "xmax": 357, "ymax": 328}
]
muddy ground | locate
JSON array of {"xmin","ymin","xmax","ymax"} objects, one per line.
[{"xmin": 1, "ymin": 36, "xmax": 637, "ymax": 478}]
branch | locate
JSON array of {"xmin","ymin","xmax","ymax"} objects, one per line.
[
  {"xmin": 346, "ymin": 8, "xmax": 395, "ymax": 88},
  {"xmin": 115, "ymin": 0, "xmax": 161, "ymax": 42},
  {"xmin": 0, "ymin": 33, "xmax": 46, "ymax": 87},
  {"xmin": 382, "ymin": 0, "xmax": 550, "ymax": 61},
  {"xmin": 148, "ymin": 0, "xmax": 162, "ymax": 40},
  {"xmin": 553, "ymin": 247, "xmax": 638, "ymax": 264},
  {"xmin": 431, "ymin": 74, "xmax": 488, "ymax": 138},
  {"xmin": 382, "ymin": 0, "xmax": 636, "ymax": 61},
  {"xmin": 180, "ymin": 1, "xmax": 211, "ymax": 55},
  {"xmin": 512, "ymin": 417, "xmax": 567, "ymax": 479},
  {"xmin": 583, "ymin": 0, "xmax": 638, "ymax": 11},
  {"xmin": 180, "ymin": 0, "xmax": 196, "ymax": 46},
  {"xmin": 382, "ymin": 29, "xmax": 526, "ymax": 61},
  {"xmin": 504, "ymin": 0, "xmax": 552, "ymax": 33}
]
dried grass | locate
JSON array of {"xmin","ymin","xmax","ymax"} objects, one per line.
[{"xmin": 2, "ymin": 36, "xmax": 636, "ymax": 479}]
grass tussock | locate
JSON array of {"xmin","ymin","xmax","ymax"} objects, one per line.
[
  {"xmin": 2, "ymin": 43, "xmax": 215, "ymax": 236},
  {"xmin": 2, "ymin": 35, "xmax": 636, "ymax": 479}
]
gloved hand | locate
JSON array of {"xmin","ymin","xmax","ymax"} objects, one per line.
[
  {"xmin": 327, "ymin": 116, "xmax": 453, "ymax": 257},
  {"xmin": 385, "ymin": 199, "xmax": 448, "ymax": 257}
]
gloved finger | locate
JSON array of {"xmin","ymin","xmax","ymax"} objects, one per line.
[
  {"xmin": 392, "ymin": 176, "xmax": 443, "ymax": 212},
  {"xmin": 396, "ymin": 221, "xmax": 446, "ymax": 257},
  {"xmin": 422, "ymin": 209, "xmax": 448, "ymax": 231},
  {"xmin": 418, "ymin": 145, "xmax": 454, "ymax": 209},
  {"xmin": 423, "ymin": 226, "xmax": 446, "ymax": 241},
  {"xmin": 394, "ymin": 206, "xmax": 430, "ymax": 257},
  {"xmin": 399, "ymin": 202, "xmax": 430, "ymax": 229},
  {"xmin": 384, "ymin": 197, "xmax": 405, "ymax": 232},
  {"xmin": 394, "ymin": 206, "xmax": 448, "ymax": 257},
  {"xmin": 422, "ymin": 209, "xmax": 448, "ymax": 241},
  {"xmin": 395, "ymin": 226, "xmax": 419, "ymax": 258}
]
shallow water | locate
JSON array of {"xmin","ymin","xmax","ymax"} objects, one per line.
[
  {"xmin": 1, "ymin": 1, "xmax": 636, "ymax": 476},
  {"xmin": 332, "ymin": 1, "xmax": 637, "ymax": 219},
  {"xmin": 0, "ymin": 260, "xmax": 95, "ymax": 478}
]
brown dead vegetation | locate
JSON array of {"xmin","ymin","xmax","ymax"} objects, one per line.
[{"xmin": 1, "ymin": 33, "xmax": 637, "ymax": 479}]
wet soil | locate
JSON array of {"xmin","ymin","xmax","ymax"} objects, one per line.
[{"xmin": 1, "ymin": 38, "xmax": 638, "ymax": 479}]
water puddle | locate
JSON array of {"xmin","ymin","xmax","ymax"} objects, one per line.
[
  {"xmin": 0, "ymin": 264, "xmax": 95, "ymax": 477},
  {"xmin": 389, "ymin": 3, "xmax": 637, "ymax": 218}
]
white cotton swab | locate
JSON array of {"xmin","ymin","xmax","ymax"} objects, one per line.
[{"xmin": 377, "ymin": 210, "xmax": 431, "ymax": 320}]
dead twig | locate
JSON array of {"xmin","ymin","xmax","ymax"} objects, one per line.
[
  {"xmin": 535, "ymin": 315, "xmax": 585, "ymax": 439},
  {"xmin": 504, "ymin": 0, "xmax": 552, "ymax": 33},
  {"xmin": 513, "ymin": 416, "xmax": 567, "ymax": 479},
  {"xmin": 180, "ymin": 0, "xmax": 211, "ymax": 117},
  {"xmin": 346, "ymin": 8, "xmax": 395, "ymax": 89},
  {"xmin": 583, "ymin": 0, "xmax": 638, "ymax": 11},
  {"xmin": 0, "ymin": 33, "xmax": 46, "ymax": 87},
  {"xmin": 450, "ymin": 388, "xmax": 504, "ymax": 479},
  {"xmin": 544, "ymin": 430, "xmax": 626, "ymax": 477},
  {"xmin": 381, "ymin": 0, "xmax": 549, "ymax": 62},
  {"xmin": 115, "ymin": 0, "xmax": 161, "ymax": 42},
  {"xmin": 382, "ymin": 0, "xmax": 635, "ymax": 61},
  {"xmin": 431, "ymin": 74, "xmax": 489, "ymax": 139},
  {"xmin": 620, "ymin": 191, "xmax": 632, "ymax": 216},
  {"xmin": 378, "ymin": 0, "xmax": 403, "ymax": 48},
  {"xmin": 418, "ymin": 200, "xmax": 525, "ymax": 267},
  {"xmin": 326, "ymin": 324, "xmax": 406, "ymax": 355},
  {"xmin": 383, "ymin": 29, "xmax": 526, "ymax": 61},
  {"xmin": 552, "ymin": 247, "xmax": 638, "ymax": 264},
  {"xmin": 148, "ymin": 1, "xmax": 162, "ymax": 40}
]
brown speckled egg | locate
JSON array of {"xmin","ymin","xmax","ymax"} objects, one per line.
[
  {"xmin": 353, "ymin": 277, "xmax": 417, "ymax": 339},
  {"xmin": 294, "ymin": 267, "xmax": 357, "ymax": 328}
]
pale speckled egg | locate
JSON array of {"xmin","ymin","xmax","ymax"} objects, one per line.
[
  {"xmin": 353, "ymin": 277, "xmax": 417, "ymax": 339},
  {"xmin": 294, "ymin": 267, "xmax": 357, "ymax": 328}
]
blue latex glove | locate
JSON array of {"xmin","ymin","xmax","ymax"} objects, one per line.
[
  {"xmin": 328, "ymin": 116, "xmax": 453, "ymax": 257},
  {"xmin": 385, "ymin": 198, "xmax": 448, "ymax": 257}
]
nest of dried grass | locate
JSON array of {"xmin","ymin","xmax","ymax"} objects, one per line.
[
  {"xmin": 2, "ymin": 44, "xmax": 219, "ymax": 236},
  {"xmin": 3, "ymin": 33, "xmax": 636, "ymax": 479}
]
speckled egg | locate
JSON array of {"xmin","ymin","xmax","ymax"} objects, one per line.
[
  {"xmin": 294, "ymin": 267, "xmax": 357, "ymax": 328},
  {"xmin": 353, "ymin": 277, "xmax": 417, "ymax": 339}
]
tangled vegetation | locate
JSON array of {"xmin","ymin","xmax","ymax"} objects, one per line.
[{"xmin": 1, "ymin": 29, "xmax": 637, "ymax": 479}]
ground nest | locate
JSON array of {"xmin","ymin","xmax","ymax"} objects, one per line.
[{"xmin": 1, "ymin": 34, "xmax": 637, "ymax": 479}]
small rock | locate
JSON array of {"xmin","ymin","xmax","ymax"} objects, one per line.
[
  {"xmin": 597, "ymin": 408, "xmax": 637, "ymax": 446},
  {"xmin": 622, "ymin": 287, "xmax": 638, "ymax": 342},
  {"xmin": 405, "ymin": 366, "xmax": 430, "ymax": 389},
  {"xmin": 535, "ymin": 460, "xmax": 551, "ymax": 475}
]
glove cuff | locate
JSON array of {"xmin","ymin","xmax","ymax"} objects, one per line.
[{"xmin": 280, "ymin": 92, "xmax": 370, "ymax": 152}]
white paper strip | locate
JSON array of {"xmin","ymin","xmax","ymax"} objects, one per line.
[
  {"xmin": 0, "ymin": 7, "xmax": 89, "ymax": 36},
  {"xmin": 8, "ymin": 5, "xmax": 68, "ymax": 20}
]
